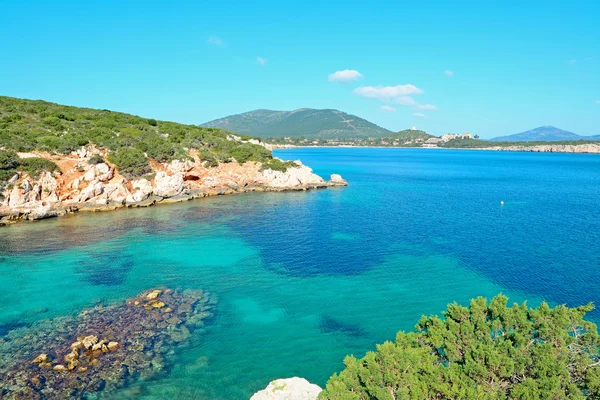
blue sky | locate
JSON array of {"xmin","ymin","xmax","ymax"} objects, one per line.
[{"xmin": 0, "ymin": 0, "xmax": 599, "ymax": 138}]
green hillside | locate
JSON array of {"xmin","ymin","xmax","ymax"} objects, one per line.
[
  {"xmin": 202, "ymin": 108, "xmax": 392, "ymax": 139},
  {"xmin": 386, "ymin": 129, "xmax": 433, "ymax": 141},
  {"xmin": 0, "ymin": 96, "xmax": 277, "ymax": 182}
]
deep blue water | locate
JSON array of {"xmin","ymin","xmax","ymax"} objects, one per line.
[{"xmin": 0, "ymin": 148, "xmax": 599, "ymax": 399}]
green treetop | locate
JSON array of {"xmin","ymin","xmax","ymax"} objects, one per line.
[{"xmin": 320, "ymin": 295, "xmax": 600, "ymax": 399}]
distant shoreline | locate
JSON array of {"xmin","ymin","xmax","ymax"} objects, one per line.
[{"xmin": 273, "ymin": 144, "xmax": 600, "ymax": 154}]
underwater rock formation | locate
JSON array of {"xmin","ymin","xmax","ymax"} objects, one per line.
[{"xmin": 0, "ymin": 288, "xmax": 215, "ymax": 399}]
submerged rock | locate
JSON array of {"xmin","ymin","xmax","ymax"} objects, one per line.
[
  {"xmin": 0, "ymin": 288, "xmax": 215, "ymax": 399},
  {"xmin": 251, "ymin": 377, "xmax": 322, "ymax": 400}
]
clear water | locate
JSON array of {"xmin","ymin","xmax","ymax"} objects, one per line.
[{"xmin": 1, "ymin": 148, "xmax": 599, "ymax": 399}]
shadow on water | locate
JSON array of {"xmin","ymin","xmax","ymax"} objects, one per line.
[
  {"xmin": 0, "ymin": 321, "xmax": 29, "ymax": 336},
  {"xmin": 75, "ymin": 249, "xmax": 135, "ymax": 286},
  {"xmin": 318, "ymin": 315, "xmax": 368, "ymax": 338}
]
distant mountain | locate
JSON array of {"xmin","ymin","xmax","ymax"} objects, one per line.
[
  {"xmin": 490, "ymin": 126, "xmax": 594, "ymax": 142},
  {"xmin": 202, "ymin": 108, "xmax": 392, "ymax": 139}
]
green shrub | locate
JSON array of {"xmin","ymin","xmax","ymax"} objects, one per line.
[
  {"xmin": 88, "ymin": 155, "xmax": 105, "ymax": 165},
  {"xmin": 18, "ymin": 157, "xmax": 59, "ymax": 178},
  {"xmin": 260, "ymin": 159, "xmax": 297, "ymax": 172},
  {"xmin": 107, "ymin": 147, "xmax": 151, "ymax": 178},
  {"xmin": 0, "ymin": 149, "xmax": 19, "ymax": 170},
  {"xmin": 320, "ymin": 295, "xmax": 600, "ymax": 399},
  {"xmin": 0, "ymin": 96, "xmax": 279, "ymax": 171}
]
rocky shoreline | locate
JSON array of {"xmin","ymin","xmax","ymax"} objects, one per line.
[
  {"xmin": 479, "ymin": 143, "xmax": 600, "ymax": 154},
  {"xmin": 0, "ymin": 147, "xmax": 347, "ymax": 226},
  {"xmin": 273, "ymin": 143, "xmax": 600, "ymax": 154}
]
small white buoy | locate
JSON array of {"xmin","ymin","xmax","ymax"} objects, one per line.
[{"xmin": 500, "ymin": 201, "xmax": 504, "ymax": 206}]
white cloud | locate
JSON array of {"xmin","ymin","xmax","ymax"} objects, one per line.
[
  {"xmin": 444, "ymin": 70, "xmax": 454, "ymax": 77},
  {"xmin": 415, "ymin": 104, "xmax": 438, "ymax": 110},
  {"xmin": 412, "ymin": 113, "xmax": 426, "ymax": 118},
  {"xmin": 328, "ymin": 69, "xmax": 364, "ymax": 82},
  {"xmin": 569, "ymin": 59, "xmax": 577, "ymax": 65},
  {"xmin": 596, "ymin": 100, "xmax": 600, "ymax": 104},
  {"xmin": 380, "ymin": 106, "xmax": 396, "ymax": 113},
  {"xmin": 353, "ymin": 84, "xmax": 423, "ymax": 100},
  {"xmin": 207, "ymin": 35, "xmax": 225, "ymax": 47},
  {"xmin": 256, "ymin": 56, "xmax": 268, "ymax": 66}
]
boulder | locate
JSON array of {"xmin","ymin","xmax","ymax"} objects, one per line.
[
  {"xmin": 153, "ymin": 172, "xmax": 184, "ymax": 198},
  {"xmin": 168, "ymin": 159, "xmax": 194, "ymax": 173},
  {"xmin": 83, "ymin": 168, "xmax": 96, "ymax": 182},
  {"xmin": 78, "ymin": 180, "xmax": 104, "ymax": 202},
  {"xmin": 262, "ymin": 165, "xmax": 326, "ymax": 189},
  {"xmin": 128, "ymin": 178, "xmax": 153, "ymax": 203},
  {"xmin": 8, "ymin": 186, "xmax": 23, "ymax": 207},
  {"xmin": 21, "ymin": 179, "xmax": 32, "ymax": 194},
  {"xmin": 95, "ymin": 163, "xmax": 114, "ymax": 182},
  {"xmin": 250, "ymin": 377, "xmax": 322, "ymax": 400},
  {"xmin": 329, "ymin": 174, "xmax": 347, "ymax": 186},
  {"xmin": 8, "ymin": 173, "xmax": 20, "ymax": 184},
  {"xmin": 28, "ymin": 207, "xmax": 58, "ymax": 221}
]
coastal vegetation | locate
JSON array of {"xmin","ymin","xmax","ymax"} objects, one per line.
[
  {"xmin": 0, "ymin": 96, "xmax": 278, "ymax": 182},
  {"xmin": 0, "ymin": 149, "xmax": 59, "ymax": 183},
  {"xmin": 320, "ymin": 295, "xmax": 600, "ymax": 399}
]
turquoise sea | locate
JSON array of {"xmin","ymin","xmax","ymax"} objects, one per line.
[{"xmin": 1, "ymin": 148, "xmax": 600, "ymax": 399}]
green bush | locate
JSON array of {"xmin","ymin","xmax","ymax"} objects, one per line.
[
  {"xmin": 18, "ymin": 157, "xmax": 59, "ymax": 178},
  {"xmin": 0, "ymin": 149, "xmax": 19, "ymax": 170},
  {"xmin": 107, "ymin": 147, "xmax": 151, "ymax": 178},
  {"xmin": 88, "ymin": 155, "xmax": 105, "ymax": 165},
  {"xmin": 260, "ymin": 159, "xmax": 297, "ymax": 172},
  {"xmin": 320, "ymin": 295, "xmax": 600, "ymax": 399},
  {"xmin": 0, "ymin": 96, "xmax": 278, "ymax": 171},
  {"xmin": 143, "ymin": 137, "xmax": 178, "ymax": 162}
]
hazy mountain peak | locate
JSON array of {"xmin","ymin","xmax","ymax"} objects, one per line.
[
  {"xmin": 202, "ymin": 108, "xmax": 392, "ymax": 139},
  {"xmin": 491, "ymin": 126, "xmax": 585, "ymax": 142}
]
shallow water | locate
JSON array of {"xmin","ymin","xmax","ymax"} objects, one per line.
[{"xmin": 1, "ymin": 148, "xmax": 599, "ymax": 399}]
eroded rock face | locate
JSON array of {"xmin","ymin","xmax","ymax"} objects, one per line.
[
  {"xmin": 262, "ymin": 165, "xmax": 326, "ymax": 189},
  {"xmin": 153, "ymin": 172, "xmax": 185, "ymax": 197},
  {"xmin": 251, "ymin": 377, "xmax": 322, "ymax": 400},
  {"xmin": 0, "ymin": 288, "xmax": 215, "ymax": 399},
  {"xmin": 0, "ymin": 147, "xmax": 347, "ymax": 225}
]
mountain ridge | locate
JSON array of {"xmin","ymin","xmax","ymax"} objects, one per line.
[
  {"xmin": 491, "ymin": 126, "xmax": 599, "ymax": 142},
  {"xmin": 202, "ymin": 108, "xmax": 392, "ymax": 139}
]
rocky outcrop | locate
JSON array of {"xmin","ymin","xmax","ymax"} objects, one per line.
[
  {"xmin": 262, "ymin": 165, "xmax": 327, "ymax": 189},
  {"xmin": 251, "ymin": 377, "xmax": 322, "ymax": 400},
  {"xmin": 0, "ymin": 147, "xmax": 347, "ymax": 225},
  {"xmin": 153, "ymin": 171, "xmax": 185, "ymax": 197}
]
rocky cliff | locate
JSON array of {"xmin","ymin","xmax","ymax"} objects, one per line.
[{"xmin": 0, "ymin": 147, "xmax": 347, "ymax": 225}]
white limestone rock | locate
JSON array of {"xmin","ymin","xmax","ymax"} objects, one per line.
[
  {"xmin": 78, "ymin": 180, "xmax": 104, "ymax": 202},
  {"xmin": 8, "ymin": 185, "xmax": 23, "ymax": 207},
  {"xmin": 329, "ymin": 174, "xmax": 347, "ymax": 186},
  {"xmin": 153, "ymin": 171, "xmax": 184, "ymax": 197},
  {"xmin": 128, "ymin": 178, "xmax": 153, "ymax": 203},
  {"xmin": 250, "ymin": 377, "xmax": 322, "ymax": 400},
  {"xmin": 168, "ymin": 159, "xmax": 194, "ymax": 173},
  {"xmin": 262, "ymin": 164, "xmax": 326, "ymax": 189}
]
